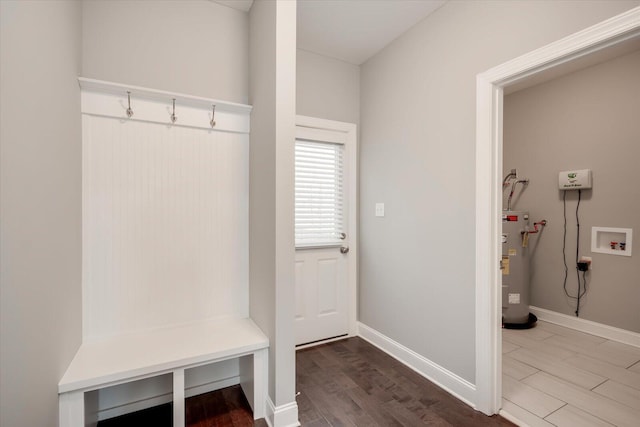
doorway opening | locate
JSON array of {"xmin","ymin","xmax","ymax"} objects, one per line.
[
  {"xmin": 294, "ymin": 115, "xmax": 358, "ymax": 348},
  {"xmin": 474, "ymin": 7, "xmax": 640, "ymax": 416}
]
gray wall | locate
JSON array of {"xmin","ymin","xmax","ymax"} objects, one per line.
[
  {"xmin": 82, "ymin": 0, "xmax": 249, "ymax": 103},
  {"xmin": 0, "ymin": 1, "xmax": 83, "ymax": 426},
  {"xmin": 296, "ymin": 49, "xmax": 360, "ymax": 126},
  {"xmin": 504, "ymin": 49, "xmax": 640, "ymax": 333},
  {"xmin": 249, "ymin": 0, "xmax": 298, "ymax": 412},
  {"xmin": 359, "ymin": 0, "xmax": 639, "ymax": 384}
]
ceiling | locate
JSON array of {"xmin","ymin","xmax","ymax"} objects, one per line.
[
  {"xmin": 296, "ymin": 0, "xmax": 446, "ymax": 65},
  {"xmin": 214, "ymin": 0, "xmax": 446, "ymax": 65},
  {"xmin": 213, "ymin": 0, "xmax": 254, "ymax": 12}
]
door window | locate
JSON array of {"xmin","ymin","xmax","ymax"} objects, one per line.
[{"xmin": 294, "ymin": 140, "xmax": 345, "ymax": 248}]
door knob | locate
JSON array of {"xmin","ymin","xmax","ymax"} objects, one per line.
[{"xmin": 340, "ymin": 246, "xmax": 349, "ymax": 254}]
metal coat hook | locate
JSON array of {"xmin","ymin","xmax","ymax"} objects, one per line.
[
  {"xmin": 126, "ymin": 91, "xmax": 134, "ymax": 118},
  {"xmin": 210, "ymin": 105, "xmax": 216, "ymax": 128},
  {"xmin": 170, "ymin": 98, "xmax": 177, "ymax": 124}
]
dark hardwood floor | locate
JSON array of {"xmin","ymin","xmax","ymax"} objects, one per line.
[
  {"xmin": 296, "ymin": 337, "xmax": 515, "ymax": 426},
  {"xmin": 186, "ymin": 386, "xmax": 268, "ymax": 427},
  {"xmin": 99, "ymin": 337, "xmax": 514, "ymax": 426},
  {"xmin": 97, "ymin": 385, "xmax": 267, "ymax": 427}
]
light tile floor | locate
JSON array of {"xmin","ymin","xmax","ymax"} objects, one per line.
[{"xmin": 501, "ymin": 320, "xmax": 640, "ymax": 427}]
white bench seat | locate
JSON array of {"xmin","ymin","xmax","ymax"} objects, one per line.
[{"xmin": 58, "ymin": 317, "xmax": 268, "ymax": 427}]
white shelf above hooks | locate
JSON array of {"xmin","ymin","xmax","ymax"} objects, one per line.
[{"xmin": 78, "ymin": 77, "xmax": 252, "ymax": 134}]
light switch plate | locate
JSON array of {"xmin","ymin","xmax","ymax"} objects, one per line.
[{"xmin": 375, "ymin": 203, "xmax": 385, "ymax": 217}]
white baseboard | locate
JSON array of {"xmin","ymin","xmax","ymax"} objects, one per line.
[
  {"xmin": 186, "ymin": 377, "xmax": 240, "ymax": 399},
  {"xmin": 356, "ymin": 322, "xmax": 476, "ymax": 408},
  {"xmin": 530, "ymin": 306, "xmax": 640, "ymax": 348},
  {"xmin": 264, "ymin": 396, "xmax": 300, "ymax": 427},
  {"xmin": 97, "ymin": 376, "xmax": 239, "ymax": 421},
  {"xmin": 97, "ymin": 393, "xmax": 173, "ymax": 422}
]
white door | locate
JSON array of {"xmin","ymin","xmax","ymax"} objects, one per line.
[{"xmin": 294, "ymin": 116, "xmax": 357, "ymax": 346}]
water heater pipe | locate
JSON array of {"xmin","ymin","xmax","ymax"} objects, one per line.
[
  {"xmin": 525, "ymin": 220, "xmax": 547, "ymax": 234},
  {"xmin": 507, "ymin": 179, "xmax": 529, "ymax": 211}
]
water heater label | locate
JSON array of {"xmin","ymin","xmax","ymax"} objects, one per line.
[
  {"xmin": 501, "ymin": 256, "xmax": 510, "ymax": 275},
  {"xmin": 508, "ymin": 293, "xmax": 521, "ymax": 304}
]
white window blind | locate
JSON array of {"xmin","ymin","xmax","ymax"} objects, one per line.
[{"xmin": 295, "ymin": 140, "xmax": 345, "ymax": 247}]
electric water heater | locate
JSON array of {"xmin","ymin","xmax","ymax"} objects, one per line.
[{"xmin": 502, "ymin": 210, "xmax": 531, "ymax": 325}]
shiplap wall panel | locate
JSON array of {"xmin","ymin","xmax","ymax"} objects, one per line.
[{"xmin": 82, "ymin": 115, "xmax": 248, "ymax": 341}]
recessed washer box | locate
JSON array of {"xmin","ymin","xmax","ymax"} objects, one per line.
[
  {"xmin": 591, "ymin": 227, "xmax": 632, "ymax": 256},
  {"xmin": 559, "ymin": 169, "xmax": 592, "ymax": 190}
]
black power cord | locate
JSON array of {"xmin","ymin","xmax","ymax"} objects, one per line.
[
  {"xmin": 575, "ymin": 189, "xmax": 583, "ymax": 316},
  {"xmin": 562, "ymin": 191, "xmax": 569, "ymax": 299},
  {"xmin": 562, "ymin": 189, "xmax": 588, "ymax": 316}
]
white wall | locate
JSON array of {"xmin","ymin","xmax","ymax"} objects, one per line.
[
  {"xmin": 82, "ymin": 0, "xmax": 249, "ymax": 103},
  {"xmin": 0, "ymin": 1, "xmax": 83, "ymax": 426},
  {"xmin": 296, "ymin": 49, "xmax": 360, "ymax": 125},
  {"xmin": 359, "ymin": 0, "xmax": 639, "ymax": 385},
  {"xmin": 82, "ymin": 117, "xmax": 249, "ymax": 341},
  {"xmin": 249, "ymin": 0, "xmax": 298, "ymax": 423},
  {"xmin": 504, "ymin": 49, "xmax": 640, "ymax": 333},
  {"xmin": 248, "ymin": 0, "xmax": 277, "ymax": 404}
]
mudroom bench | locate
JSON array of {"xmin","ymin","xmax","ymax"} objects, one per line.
[{"xmin": 58, "ymin": 317, "xmax": 268, "ymax": 427}]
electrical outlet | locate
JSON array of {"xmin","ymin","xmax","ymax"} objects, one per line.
[
  {"xmin": 579, "ymin": 256, "xmax": 592, "ymax": 270},
  {"xmin": 375, "ymin": 203, "xmax": 385, "ymax": 217}
]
